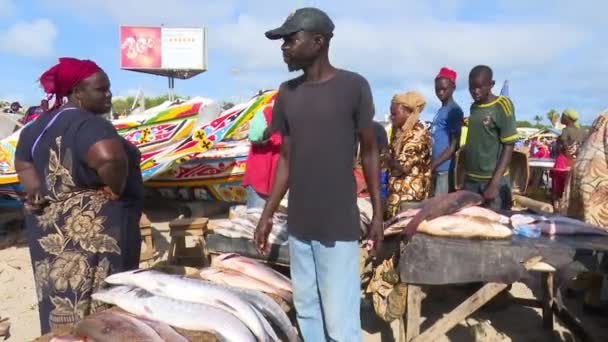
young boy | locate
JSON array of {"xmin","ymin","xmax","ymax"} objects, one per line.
[
  {"xmin": 463, "ymin": 65, "xmax": 517, "ymax": 210},
  {"xmin": 431, "ymin": 67, "xmax": 463, "ymax": 194}
]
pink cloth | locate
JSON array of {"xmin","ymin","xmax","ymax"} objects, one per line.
[{"xmin": 241, "ymin": 105, "xmax": 282, "ymax": 196}]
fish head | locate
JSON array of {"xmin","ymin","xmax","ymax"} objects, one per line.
[
  {"xmin": 74, "ymin": 313, "xmax": 124, "ymax": 341},
  {"xmin": 92, "ymin": 285, "xmax": 138, "ymax": 304},
  {"xmin": 104, "ymin": 269, "xmax": 154, "ymax": 285}
]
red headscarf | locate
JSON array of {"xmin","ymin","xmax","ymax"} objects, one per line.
[
  {"xmin": 39, "ymin": 57, "xmax": 102, "ymax": 111},
  {"xmin": 436, "ymin": 67, "xmax": 457, "ymax": 84}
]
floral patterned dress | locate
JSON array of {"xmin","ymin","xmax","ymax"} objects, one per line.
[
  {"xmin": 15, "ymin": 108, "xmax": 143, "ymax": 334},
  {"xmin": 385, "ymin": 121, "xmax": 432, "ymax": 219}
]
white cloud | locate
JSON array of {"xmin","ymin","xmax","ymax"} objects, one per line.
[
  {"xmin": 0, "ymin": 0, "xmax": 16, "ymax": 18},
  {"xmin": 0, "ymin": 19, "xmax": 58, "ymax": 57},
  {"xmin": 33, "ymin": 0, "xmax": 608, "ymax": 122}
]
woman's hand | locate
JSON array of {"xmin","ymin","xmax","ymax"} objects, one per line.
[{"xmin": 98, "ymin": 186, "xmax": 120, "ymax": 201}]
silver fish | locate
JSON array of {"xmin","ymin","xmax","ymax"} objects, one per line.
[
  {"xmin": 105, "ymin": 269, "xmax": 274, "ymax": 342},
  {"xmin": 223, "ymin": 284, "xmax": 299, "ymax": 342},
  {"xmin": 92, "ymin": 286, "xmax": 256, "ymax": 342},
  {"xmin": 213, "ymin": 254, "xmax": 292, "ymax": 293}
]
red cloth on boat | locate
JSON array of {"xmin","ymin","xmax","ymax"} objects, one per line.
[{"xmin": 242, "ymin": 105, "xmax": 282, "ymax": 196}]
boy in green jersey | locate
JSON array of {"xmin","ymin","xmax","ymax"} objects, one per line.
[{"xmin": 463, "ymin": 65, "xmax": 517, "ymax": 210}]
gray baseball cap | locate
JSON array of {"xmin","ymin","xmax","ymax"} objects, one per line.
[{"xmin": 265, "ymin": 7, "xmax": 335, "ymax": 40}]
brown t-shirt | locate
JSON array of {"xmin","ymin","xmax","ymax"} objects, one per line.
[
  {"xmin": 272, "ymin": 69, "xmax": 375, "ymax": 241},
  {"xmin": 559, "ymin": 126, "xmax": 586, "ymax": 147}
]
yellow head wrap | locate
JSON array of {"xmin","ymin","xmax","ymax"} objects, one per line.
[
  {"xmin": 391, "ymin": 91, "xmax": 426, "ymax": 115},
  {"xmin": 563, "ymin": 108, "xmax": 581, "ymax": 128}
]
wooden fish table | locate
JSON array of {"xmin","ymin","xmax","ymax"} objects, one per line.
[{"xmin": 398, "ymin": 234, "xmax": 608, "ymax": 342}]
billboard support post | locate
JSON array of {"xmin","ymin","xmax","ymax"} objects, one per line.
[{"xmin": 168, "ymin": 76, "xmax": 176, "ymax": 101}]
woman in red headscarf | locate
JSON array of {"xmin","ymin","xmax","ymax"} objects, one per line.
[{"xmin": 14, "ymin": 58, "xmax": 143, "ymax": 333}]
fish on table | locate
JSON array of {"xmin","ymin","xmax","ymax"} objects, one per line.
[
  {"xmin": 453, "ymin": 206, "xmax": 510, "ymax": 224},
  {"xmin": 417, "ymin": 215, "xmax": 512, "ymax": 239},
  {"xmin": 511, "ymin": 214, "xmax": 608, "ymax": 236},
  {"xmin": 92, "ymin": 285, "xmax": 257, "ymax": 342},
  {"xmin": 398, "ymin": 191, "xmax": 484, "ymax": 238},
  {"xmin": 212, "ymin": 253, "xmax": 292, "ymax": 294},
  {"xmin": 73, "ymin": 310, "xmax": 165, "ymax": 342},
  {"xmin": 105, "ymin": 269, "xmax": 276, "ymax": 342},
  {"xmin": 223, "ymin": 284, "xmax": 300, "ymax": 342},
  {"xmin": 200, "ymin": 267, "xmax": 293, "ymax": 303}
]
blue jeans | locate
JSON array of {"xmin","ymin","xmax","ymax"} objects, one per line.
[
  {"xmin": 246, "ymin": 186, "xmax": 267, "ymax": 209},
  {"xmin": 289, "ymin": 235, "xmax": 361, "ymax": 342}
]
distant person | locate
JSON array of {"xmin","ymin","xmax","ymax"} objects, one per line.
[
  {"xmin": 254, "ymin": 8, "xmax": 383, "ymax": 341},
  {"xmin": 14, "ymin": 57, "xmax": 143, "ymax": 334},
  {"xmin": 242, "ymin": 103, "xmax": 282, "ymax": 209},
  {"xmin": 554, "ymin": 109, "xmax": 586, "ymax": 169},
  {"xmin": 385, "ymin": 91, "xmax": 432, "ymax": 218},
  {"xmin": 431, "ymin": 67, "xmax": 463, "ymax": 194},
  {"xmin": 22, "ymin": 100, "xmax": 49, "ymax": 124},
  {"xmin": 463, "ymin": 65, "xmax": 517, "ymax": 210},
  {"xmin": 3, "ymin": 101, "xmax": 22, "ymax": 114}
]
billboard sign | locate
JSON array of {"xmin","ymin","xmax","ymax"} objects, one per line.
[{"xmin": 120, "ymin": 26, "xmax": 207, "ymax": 79}]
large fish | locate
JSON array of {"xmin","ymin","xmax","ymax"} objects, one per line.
[
  {"xmin": 200, "ymin": 268, "xmax": 293, "ymax": 302},
  {"xmin": 136, "ymin": 316, "xmax": 189, "ymax": 342},
  {"xmin": 417, "ymin": 215, "xmax": 512, "ymax": 239},
  {"xmin": 213, "ymin": 253, "xmax": 292, "ymax": 293},
  {"xmin": 92, "ymin": 286, "xmax": 256, "ymax": 342},
  {"xmin": 223, "ymin": 284, "xmax": 299, "ymax": 342},
  {"xmin": 511, "ymin": 214, "xmax": 608, "ymax": 235},
  {"xmin": 74, "ymin": 310, "xmax": 163, "ymax": 342},
  {"xmin": 453, "ymin": 206, "xmax": 510, "ymax": 224},
  {"xmin": 105, "ymin": 269, "xmax": 274, "ymax": 342},
  {"xmin": 402, "ymin": 191, "xmax": 483, "ymax": 238}
]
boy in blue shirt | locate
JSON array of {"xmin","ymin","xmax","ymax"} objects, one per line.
[{"xmin": 431, "ymin": 67, "xmax": 463, "ymax": 194}]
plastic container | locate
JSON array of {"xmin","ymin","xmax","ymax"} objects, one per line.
[{"xmin": 513, "ymin": 224, "xmax": 542, "ymax": 238}]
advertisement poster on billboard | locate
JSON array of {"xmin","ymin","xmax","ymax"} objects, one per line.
[{"xmin": 120, "ymin": 26, "xmax": 207, "ymax": 78}]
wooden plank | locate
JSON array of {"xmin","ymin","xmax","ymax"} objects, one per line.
[
  {"xmin": 411, "ymin": 283, "xmax": 508, "ymax": 342},
  {"xmin": 552, "ymin": 303, "xmax": 594, "ymax": 342},
  {"xmin": 542, "ymin": 272, "xmax": 554, "ymax": 330},
  {"xmin": 406, "ymin": 285, "xmax": 423, "ymax": 341}
]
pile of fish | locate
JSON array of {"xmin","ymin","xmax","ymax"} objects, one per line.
[
  {"xmin": 210, "ymin": 208, "xmax": 289, "ymax": 245},
  {"xmin": 89, "ymin": 254, "xmax": 298, "ymax": 342},
  {"xmin": 200, "ymin": 253, "xmax": 293, "ymax": 302},
  {"xmin": 384, "ymin": 190, "xmax": 608, "ymax": 239},
  {"xmin": 51, "ymin": 310, "xmax": 189, "ymax": 342}
]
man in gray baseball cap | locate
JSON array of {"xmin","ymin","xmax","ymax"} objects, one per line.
[
  {"xmin": 256, "ymin": 7, "xmax": 383, "ymax": 342},
  {"xmin": 265, "ymin": 7, "xmax": 335, "ymax": 40}
]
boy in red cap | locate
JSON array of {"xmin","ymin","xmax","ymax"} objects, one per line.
[{"xmin": 431, "ymin": 67, "xmax": 463, "ymax": 194}]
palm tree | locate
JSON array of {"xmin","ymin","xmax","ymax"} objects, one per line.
[
  {"xmin": 546, "ymin": 109, "xmax": 560, "ymax": 128},
  {"xmin": 533, "ymin": 115, "xmax": 543, "ymax": 126}
]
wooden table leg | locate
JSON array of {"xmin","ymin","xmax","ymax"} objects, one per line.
[
  {"xmin": 541, "ymin": 272, "xmax": 554, "ymax": 330},
  {"xmin": 412, "ymin": 283, "xmax": 508, "ymax": 342},
  {"xmin": 406, "ymin": 284, "xmax": 423, "ymax": 341}
]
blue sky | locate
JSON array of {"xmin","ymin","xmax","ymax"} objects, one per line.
[{"xmin": 1, "ymin": 0, "xmax": 606, "ymax": 124}]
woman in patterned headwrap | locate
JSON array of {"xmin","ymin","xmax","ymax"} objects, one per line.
[
  {"xmin": 561, "ymin": 109, "xmax": 608, "ymax": 314},
  {"xmin": 385, "ymin": 91, "xmax": 432, "ymax": 219},
  {"xmin": 14, "ymin": 58, "xmax": 143, "ymax": 333}
]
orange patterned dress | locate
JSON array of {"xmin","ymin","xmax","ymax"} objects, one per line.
[
  {"xmin": 564, "ymin": 111, "xmax": 608, "ymax": 229},
  {"xmin": 385, "ymin": 121, "xmax": 432, "ymax": 219}
]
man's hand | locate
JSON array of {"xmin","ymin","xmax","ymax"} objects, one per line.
[
  {"xmin": 254, "ymin": 215, "xmax": 273, "ymax": 256},
  {"xmin": 367, "ymin": 217, "xmax": 384, "ymax": 256},
  {"xmin": 483, "ymin": 182, "xmax": 499, "ymax": 202}
]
